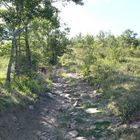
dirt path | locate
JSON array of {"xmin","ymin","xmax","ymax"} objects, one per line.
[{"xmin": 0, "ymin": 73, "xmax": 120, "ymax": 140}]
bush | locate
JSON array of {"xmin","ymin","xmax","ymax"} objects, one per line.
[
  {"xmin": 19, "ymin": 72, "xmax": 51, "ymax": 94},
  {"xmin": 117, "ymin": 92, "xmax": 140, "ymax": 122},
  {"xmin": 108, "ymin": 92, "xmax": 140, "ymax": 122}
]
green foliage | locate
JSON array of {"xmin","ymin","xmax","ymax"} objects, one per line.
[
  {"xmin": 108, "ymin": 91, "xmax": 140, "ymax": 122},
  {"xmin": 110, "ymin": 127, "xmax": 140, "ymax": 140},
  {"xmin": 119, "ymin": 29, "xmax": 139, "ymax": 47},
  {"xmin": 77, "ymin": 121, "xmax": 111, "ymax": 138},
  {"xmin": 29, "ymin": 18, "xmax": 69, "ymax": 66},
  {"xmin": 0, "ymin": 57, "xmax": 8, "ymax": 84},
  {"xmin": 60, "ymin": 31, "xmax": 140, "ymax": 123},
  {"xmin": 0, "ymin": 72, "xmax": 52, "ymax": 110},
  {"xmin": 0, "ymin": 87, "xmax": 12, "ymax": 110},
  {"xmin": 0, "ymin": 56, "xmax": 52, "ymax": 110},
  {"xmin": 20, "ymin": 72, "xmax": 51, "ymax": 94},
  {"xmin": 0, "ymin": 42, "xmax": 11, "ymax": 56}
]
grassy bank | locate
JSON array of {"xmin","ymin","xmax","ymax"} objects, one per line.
[{"xmin": 0, "ymin": 56, "xmax": 52, "ymax": 111}]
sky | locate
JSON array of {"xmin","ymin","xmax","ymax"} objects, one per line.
[{"xmin": 54, "ymin": 0, "xmax": 140, "ymax": 37}]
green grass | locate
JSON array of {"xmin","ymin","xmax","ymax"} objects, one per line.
[
  {"xmin": 0, "ymin": 56, "xmax": 52, "ymax": 111},
  {"xmin": 77, "ymin": 121, "xmax": 111, "ymax": 138},
  {"xmin": 0, "ymin": 57, "xmax": 8, "ymax": 85}
]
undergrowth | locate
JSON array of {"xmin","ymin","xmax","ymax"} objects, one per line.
[{"xmin": 0, "ymin": 57, "xmax": 52, "ymax": 111}]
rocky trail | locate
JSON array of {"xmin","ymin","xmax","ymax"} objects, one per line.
[{"xmin": 0, "ymin": 73, "xmax": 138, "ymax": 140}]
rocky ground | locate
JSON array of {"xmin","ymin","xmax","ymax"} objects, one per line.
[{"xmin": 0, "ymin": 73, "xmax": 139, "ymax": 140}]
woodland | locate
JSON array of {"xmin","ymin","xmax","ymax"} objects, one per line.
[{"xmin": 0, "ymin": 0, "xmax": 140, "ymax": 140}]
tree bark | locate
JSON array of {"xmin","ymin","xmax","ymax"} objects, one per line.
[
  {"xmin": 14, "ymin": 31, "xmax": 21, "ymax": 81},
  {"xmin": 18, "ymin": 30, "xmax": 21, "ymax": 70},
  {"xmin": 5, "ymin": 30, "xmax": 16, "ymax": 87},
  {"xmin": 15, "ymin": 30, "xmax": 21, "ymax": 76},
  {"xmin": 14, "ymin": 37, "xmax": 18, "ymax": 81},
  {"xmin": 25, "ymin": 25, "xmax": 31, "ymax": 68}
]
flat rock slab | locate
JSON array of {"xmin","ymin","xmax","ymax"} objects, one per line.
[
  {"xmin": 66, "ymin": 130, "xmax": 79, "ymax": 138},
  {"xmin": 85, "ymin": 108, "xmax": 101, "ymax": 114},
  {"xmin": 72, "ymin": 137, "xmax": 87, "ymax": 140}
]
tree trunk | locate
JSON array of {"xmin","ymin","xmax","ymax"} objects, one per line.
[
  {"xmin": 14, "ymin": 31, "xmax": 21, "ymax": 81},
  {"xmin": 51, "ymin": 39, "xmax": 57, "ymax": 65},
  {"xmin": 15, "ymin": 30, "xmax": 21, "ymax": 76},
  {"xmin": 5, "ymin": 31, "xmax": 16, "ymax": 87},
  {"xmin": 18, "ymin": 31, "xmax": 21, "ymax": 70},
  {"xmin": 14, "ymin": 37, "xmax": 18, "ymax": 81},
  {"xmin": 25, "ymin": 25, "xmax": 31, "ymax": 68}
]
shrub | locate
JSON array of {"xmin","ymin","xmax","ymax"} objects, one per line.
[
  {"xmin": 108, "ymin": 92, "xmax": 140, "ymax": 122},
  {"xmin": 20, "ymin": 72, "xmax": 51, "ymax": 94},
  {"xmin": 117, "ymin": 92, "xmax": 140, "ymax": 122}
]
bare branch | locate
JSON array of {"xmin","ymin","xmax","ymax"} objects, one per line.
[{"xmin": 1, "ymin": 2, "xmax": 12, "ymax": 10}]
